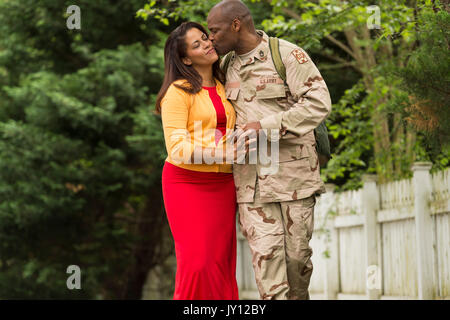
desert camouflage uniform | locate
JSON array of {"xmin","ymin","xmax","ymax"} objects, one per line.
[{"xmin": 223, "ymin": 30, "xmax": 332, "ymax": 300}]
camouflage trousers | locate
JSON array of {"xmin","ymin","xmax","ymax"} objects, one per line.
[{"xmin": 237, "ymin": 178, "xmax": 316, "ymax": 300}]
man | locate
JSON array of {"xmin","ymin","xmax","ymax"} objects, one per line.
[{"xmin": 207, "ymin": 1, "xmax": 332, "ymax": 300}]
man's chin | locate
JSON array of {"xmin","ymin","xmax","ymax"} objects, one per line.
[{"xmin": 214, "ymin": 47, "xmax": 226, "ymax": 56}]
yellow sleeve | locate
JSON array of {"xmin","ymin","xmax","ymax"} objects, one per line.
[{"xmin": 160, "ymin": 83, "xmax": 195, "ymax": 165}]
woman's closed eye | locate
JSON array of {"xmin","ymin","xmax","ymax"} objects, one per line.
[{"xmin": 193, "ymin": 34, "xmax": 209, "ymax": 48}]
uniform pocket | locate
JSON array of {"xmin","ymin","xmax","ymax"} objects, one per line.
[
  {"xmin": 300, "ymin": 199, "xmax": 315, "ymax": 241},
  {"xmin": 256, "ymin": 84, "xmax": 286, "ymax": 100},
  {"xmin": 270, "ymin": 158, "xmax": 312, "ymax": 191},
  {"xmin": 233, "ymin": 166, "xmax": 242, "ymax": 192},
  {"xmin": 300, "ymin": 195, "xmax": 316, "ymax": 209},
  {"xmin": 299, "ymin": 196, "xmax": 316, "ymax": 230},
  {"xmin": 262, "ymin": 145, "xmax": 315, "ymax": 191},
  {"xmin": 226, "ymin": 87, "xmax": 240, "ymax": 100},
  {"xmin": 276, "ymin": 144, "xmax": 309, "ymax": 162}
]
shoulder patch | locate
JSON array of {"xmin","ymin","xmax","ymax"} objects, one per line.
[{"xmin": 291, "ymin": 48, "xmax": 308, "ymax": 64}]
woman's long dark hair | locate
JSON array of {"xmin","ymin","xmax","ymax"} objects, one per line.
[{"xmin": 155, "ymin": 22, "xmax": 225, "ymax": 114}]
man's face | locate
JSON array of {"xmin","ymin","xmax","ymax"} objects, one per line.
[{"xmin": 207, "ymin": 11, "xmax": 236, "ymax": 56}]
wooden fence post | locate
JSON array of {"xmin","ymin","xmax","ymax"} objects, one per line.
[
  {"xmin": 411, "ymin": 161, "xmax": 436, "ymax": 299},
  {"xmin": 322, "ymin": 183, "xmax": 339, "ymax": 300},
  {"xmin": 361, "ymin": 174, "xmax": 381, "ymax": 299},
  {"xmin": 236, "ymin": 214, "xmax": 244, "ymax": 291}
]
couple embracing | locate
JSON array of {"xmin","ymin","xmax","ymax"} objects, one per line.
[{"xmin": 157, "ymin": 0, "xmax": 332, "ymax": 300}]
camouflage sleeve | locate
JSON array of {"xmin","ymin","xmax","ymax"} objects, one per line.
[
  {"xmin": 259, "ymin": 46, "xmax": 332, "ymax": 138},
  {"xmin": 160, "ymin": 84, "xmax": 195, "ymax": 164}
]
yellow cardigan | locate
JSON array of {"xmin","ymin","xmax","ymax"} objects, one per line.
[{"xmin": 160, "ymin": 79, "xmax": 236, "ymax": 173}]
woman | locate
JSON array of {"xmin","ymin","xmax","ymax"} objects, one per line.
[{"xmin": 155, "ymin": 22, "xmax": 251, "ymax": 300}]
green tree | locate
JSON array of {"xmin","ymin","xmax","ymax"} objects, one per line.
[
  {"xmin": 139, "ymin": 0, "xmax": 449, "ymax": 189},
  {"xmin": 257, "ymin": 0, "xmax": 449, "ymax": 185},
  {"xmin": 0, "ymin": 0, "xmax": 173, "ymax": 299},
  {"xmin": 394, "ymin": 4, "xmax": 450, "ymax": 170}
]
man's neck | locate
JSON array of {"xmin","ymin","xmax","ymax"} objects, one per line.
[{"xmin": 235, "ymin": 31, "xmax": 262, "ymax": 56}]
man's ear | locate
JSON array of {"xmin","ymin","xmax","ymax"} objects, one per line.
[
  {"xmin": 182, "ymin": 57, "xmax": 192, "ymax": 66},
  {"xmin": 231, "ymin": 18, "xmax": 241, "ymax": 32}
]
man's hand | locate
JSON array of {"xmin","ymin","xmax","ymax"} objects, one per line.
[
  {"xmin": 219, "ymin": 129, "xmax": 257, "ymax": 164},
  {"xmin": 238, "ymin": 121, "xmax": 262, "ymax": 134}
]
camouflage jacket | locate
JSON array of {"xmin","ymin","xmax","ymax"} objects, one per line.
[{"xmin": 222, "ymin": 30, "xmax": 332, "ymax": 203}]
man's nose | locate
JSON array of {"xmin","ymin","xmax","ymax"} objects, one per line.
[{"xmin": 208, "ymin": 33, "xmax": 214, "ymax": 42}]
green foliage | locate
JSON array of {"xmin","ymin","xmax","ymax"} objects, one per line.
[
  {"xmin": 395, "ymin": 6, "xmax": 450, "ymax": 146},
  {"xmin": 0, "ymin": 0, "xmax": 165, "ymax": 80},
  {"xmin": 137, "ymin": 0, "xmax": 273, "ymax": 30},
  {"xmin": 1, "ymin": 0, "xmax": 448, "ymax": 299},
  {"xmin": 137, "ymin": 0, "xmax": 214, "ymax": 25},
  {"xmin": 0, "ymin": 0, "xmax": 171, "ymax": 299},
  {"xmin": 0, "ymin": 42, "xmax": 168, "ymax": 298},
  {"xmin": 136, "ymin": 0, "xmax": 449, "ymax": 191},
  {"xmin": 256, "ymin": 0, "xmax": 449, "ymax": 188},
  {"xmin": 322, "ymin": 80, "xmax": 373, "ymax": 191}
]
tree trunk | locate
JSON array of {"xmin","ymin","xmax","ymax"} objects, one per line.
[
  {"xmin": 344, "ymin": 27, "xmax": 393, "ymax": 183},
  {"xmin": 121, "ymin": 182, "xmax": 173, "ymax": 299},
  {"xmin": 393, "ymin": 112, "xmax": 405, "ymax": 179},
  {"xmin": 406, "ymin": 126, "xmax": 417, "ymax": 168}
]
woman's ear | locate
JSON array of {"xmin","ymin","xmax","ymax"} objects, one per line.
[{"xmin": 182, "ymin": 57, "xmax": 192, "ymax": 66}]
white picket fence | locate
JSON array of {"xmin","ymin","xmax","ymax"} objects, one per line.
[{"xmin": 236, "ymin": 162, "xmax": 450, "ymax": 300}]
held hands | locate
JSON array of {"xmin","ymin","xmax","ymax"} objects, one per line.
[{"xmin": 218, "ymin": 128, "xmax": 257, "ymax": 164}]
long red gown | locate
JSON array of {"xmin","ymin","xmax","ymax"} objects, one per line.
[{"xmin": 161, "ymin": 85, "xmax": 239, "ymax": 300}]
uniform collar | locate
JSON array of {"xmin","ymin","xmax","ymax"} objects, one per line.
[
  {"xmin": 231, "ymin": 30, "xmax": 270, "ymax": 68},
  {"xmin": 255, "ymin": 30, "xmax": 270, "ymax": 62}
]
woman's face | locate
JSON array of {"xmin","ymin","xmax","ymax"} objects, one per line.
[{"xmin": 182, "ymin": 27, "xmax": 218, "ymax": 67}]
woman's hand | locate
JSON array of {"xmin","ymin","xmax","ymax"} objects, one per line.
[{"xmin": 220, "ymin": 128, "xmax": 257, "ymax": 164}]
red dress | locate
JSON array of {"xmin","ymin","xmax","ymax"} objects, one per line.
[{"xmin": 161, "ymin": 86, "xmax": 239, "ymax": 300}]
